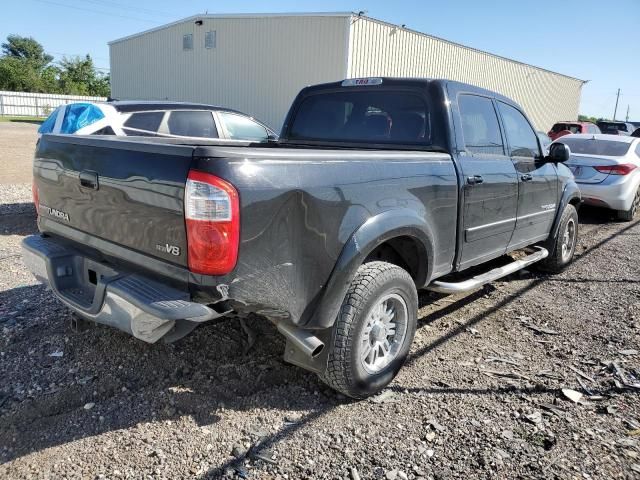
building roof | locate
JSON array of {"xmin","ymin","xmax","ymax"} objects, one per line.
[
  {"xmin": 108, "ymin": 12, "xmax": 353, "ymax": 45},
  {"xmin": 108, "ymin": 12, "xmax": 585, "ymax": 83}
]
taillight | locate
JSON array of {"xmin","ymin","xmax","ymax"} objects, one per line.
[
  {"xmin": 32, "ymin": 181, "xmax": 39, "ymax": 215},
  {"xmin": 594, "ymin": 164, "xmax": 637, "ymax": 175},
  {"xmin": 185, "ymin": 170, "xmax": 239, "ymax": 275}
]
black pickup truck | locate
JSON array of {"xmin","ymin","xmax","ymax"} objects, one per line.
[{"xmin": 23, "ymin": 78, "xmax": 580, "ymax": 398}]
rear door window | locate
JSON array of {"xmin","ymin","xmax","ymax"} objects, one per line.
[
  {"xmin": 219, "ymin": 112, "xmax": 269, "ymax": 141},
  {"xmin": 289, "ymin": 90, "xmax": 430, "ymax": 145},
  {"xmin": 167, "ymin": 111, "xmax": 218, "ymax": 138},
  {"xmin": 458, "ymin": 95, "xmax": 504, "ymax": 155},
  {"xmin": 123, "ymin": 111, "xmax": 164, "ymax": 135},
  {"xmin": 497, "ymin": 102, "xmax": 540, "ymax": 158}
]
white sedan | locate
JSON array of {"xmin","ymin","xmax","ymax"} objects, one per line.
[
  {"xmin": 37, "ymin": 101, "xmax": 277, "ymax": 142},
  {"xmin": 558, "ymin": 134, "xmax": 640, "ymax": 221}
]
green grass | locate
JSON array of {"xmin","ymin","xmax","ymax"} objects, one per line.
[{"xmin": 0, "ymin": 115, "xmax": 44, "ymax": 124}]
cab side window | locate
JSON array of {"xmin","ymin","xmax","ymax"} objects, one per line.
[
  {"xmin": 497, "ymin": 102, "xmax": 540, "ymax": 158},
  {"xmin": 458, "ymin": 95, "xmax": 504, "ymax": 155}
]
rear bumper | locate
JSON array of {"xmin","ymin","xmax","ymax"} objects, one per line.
[
  {"xmin": 578, "ymin": 176, "xmax": 639, "ymax": 211},
  {"xmin": 22, "ymin": 235, "xmax": 228, "ymax": 343}
]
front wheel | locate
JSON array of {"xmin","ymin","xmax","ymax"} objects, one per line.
[
  {"xmin": 320, "ymin": 261, "xmax": 418, "ymax": 399},
  {"xmin": 538, "ymin": 204, "xmax": 578, "ymax": 273}
]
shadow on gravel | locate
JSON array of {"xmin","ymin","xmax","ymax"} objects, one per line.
[
  {"xmin": 405, "ymin": 217, "xmax": 639, "ymax": 368},
  {"xmin": 577, "ymin": 205, "xmax": 619, "ymax": 225},
  {"xmin": 0, "ymin": 297, "xmax": 335, "ymax": 465},
  {"xmin": 1, "ymin": 212, "xmax": 638, "ymax": 476},
  {"xmin": 195, "ymin": 217, "xmax": 640, "ymax": 478},
  {"xmin": 0, "ymin": 202, "xmax": 37, "ymax": 236}
]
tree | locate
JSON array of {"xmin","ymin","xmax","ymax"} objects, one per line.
[
  {"xmin": 578, "ymin": 114, "xmax": 602, "ymax": 123},
  {"xmin": 58, "ymin": 55, "xmax": 110, "ymax": 96},
  {"xmin": 0, "ymin": 35, "xmax": 59, "ymax": 92},
  {"xmin": 0, "ymin": 35, "xmax": 110, "ymax": 96},
  {"xmin": 2, "ymin": 34, "xmax": 53, "ymax": 68}
]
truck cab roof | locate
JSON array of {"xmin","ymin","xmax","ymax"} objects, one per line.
[
  {"xmin": 280, "ymin": 77, "xmax": 524, "ymax": 151},
  {"xmin": 296, "ymin": 77, "xmax": 520, "ymax": 107}
]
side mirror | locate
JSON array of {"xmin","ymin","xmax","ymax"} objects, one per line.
[{"xmin": 547, "ymin": 142, "xmax": 570, "ymax": 163}]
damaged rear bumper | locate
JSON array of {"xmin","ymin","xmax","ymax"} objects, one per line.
[{"xmin": 22, "ymin": 235, "xmax": 228, "ymax": 343}]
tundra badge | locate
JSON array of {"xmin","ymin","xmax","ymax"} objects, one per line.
[{"xmin": 40, "ymin": 205, "xmax": 70, "ymax": 222}]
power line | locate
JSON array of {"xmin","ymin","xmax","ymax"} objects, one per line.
[
  {"xmin": 79, "ymin": 0, "xmax": 178, "ymax": 19},
  {"xmin": 29, "ymin": 0, "xmax": 160, "ymax": 24}
]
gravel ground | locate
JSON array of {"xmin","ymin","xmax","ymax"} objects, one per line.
[
  {"xmin": 1, "ymin": 180, "xmax": 640, "ymax": 480},
  {"xmin": 0, "ymin": 122, "xmax": 39, "ymax": 184}
]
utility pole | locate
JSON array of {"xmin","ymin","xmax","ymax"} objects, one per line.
[
  {"xmin": 626, "ymin": 105, "xmax": 630, "ymax": 122},
  {"xmin": 613, "ymin": 88, "xmax": 621, "ymax": 121}
]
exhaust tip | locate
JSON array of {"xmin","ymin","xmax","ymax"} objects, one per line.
[{"xmin": 311, "ymin": 344, "xmax": 324, "ymax": 358}]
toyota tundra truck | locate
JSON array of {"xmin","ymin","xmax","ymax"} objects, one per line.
[{"xmin": 22, "ymin": 78, "xmax": 580, "ymax": 398}]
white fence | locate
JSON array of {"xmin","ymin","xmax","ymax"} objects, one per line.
[{"xmin": 0, "ymin": 91, "xmax": 107, "ymax": 117}]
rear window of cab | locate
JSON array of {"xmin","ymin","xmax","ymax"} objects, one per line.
[{"xmin": 289, "ymin": 90, "xmax": 431, "ymax": 145}]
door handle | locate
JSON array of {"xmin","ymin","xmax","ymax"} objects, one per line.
[
  {"xmin": 521, "ymin": 174, "xmax": 533, "ymax": 182},
  {"xmin": 467, "ymin": 175, "xmax": 484, "ymax": 185},
  {"xmin": 79, "ymin": 171, "xmax": 99, "ymax": 190}
]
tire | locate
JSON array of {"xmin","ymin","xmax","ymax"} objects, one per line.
[
  {"xmin": 617, "ymin": 187, "xmax": 640, "ymax": 222},
  {"xmin": 321, "ymin": 261, "xmax": 418, "ymax": 399},
  {"xmin": 538, "ymin": 204, "xmax": 578, "ymax": 273}
]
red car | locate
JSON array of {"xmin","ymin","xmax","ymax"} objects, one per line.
[{"xmin": 548, "ymin": 121, "xmax": 601, "ymax": 141}]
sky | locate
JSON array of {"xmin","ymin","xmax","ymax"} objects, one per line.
[{"xmin": 2, "ymin": 0, "xmax": 639, "ymax": 120}]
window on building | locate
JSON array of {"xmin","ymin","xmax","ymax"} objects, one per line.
[
  {"xmin": 205, "ymin": 31, "xmax": 216, "ymax": 49},
  {"xmin": 219, "ymin": 112, "xmax": 269, "ymax": 141},
  {"xmin": 498, "ymin": 102, "xmax": 540, "ymax": 158},
  {"xmin": 167, "ymin": 110, "xmax": 218, "ymax": 138},
  {"xmin": 458, "ymin": 95, "xmax": 504, "ymax": 155},
  {"xmin": 183, "ymin": 34, "xmax": 193, "ymax": 50}
]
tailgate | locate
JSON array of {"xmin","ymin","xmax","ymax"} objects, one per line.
[{"xmin": 34, "ymin": 135, "xmax": 195, "ymax": 267}]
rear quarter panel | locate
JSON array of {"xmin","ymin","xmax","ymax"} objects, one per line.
[{"xmin": 191, "ymin": 147, "xmax": 458, "ymax": 326}]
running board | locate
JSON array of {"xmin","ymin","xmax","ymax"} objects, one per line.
[{"xmin": 427, "ymin": 247, "xmax": 549, "ymax": 294}]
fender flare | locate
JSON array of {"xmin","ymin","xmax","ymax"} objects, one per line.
[
  {"xmin": 302, "ymin": 209, "xmax": 435, "ymax": 329},
  {"xmin": 550, "ymin": 181, "xmax": 581, "ymax": 240}
]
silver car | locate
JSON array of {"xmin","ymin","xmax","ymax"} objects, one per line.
[{"xmin": 559, "ymin": 134, "xmax": 640, "ymax": 221}]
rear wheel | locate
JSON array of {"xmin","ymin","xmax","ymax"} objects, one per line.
[
  {"xmin": 538, "ymin": 204, "xmax": 578, "ymax": 273},
  {"xmin": 321, "ymin": 261, "xmax": 418, "ymax": 399},
  {"xmin": 617, "ymin": 187, "xmax": 640, "ymax": 222}
]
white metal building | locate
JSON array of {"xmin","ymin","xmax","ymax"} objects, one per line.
[{"xmin": 109, "ymin": 12, "xmax": 585, "ymax": 132}]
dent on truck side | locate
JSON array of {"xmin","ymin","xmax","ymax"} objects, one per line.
[{"xmin": 190, "ymin": 149, "xmax": 458, "ymax": 329}]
